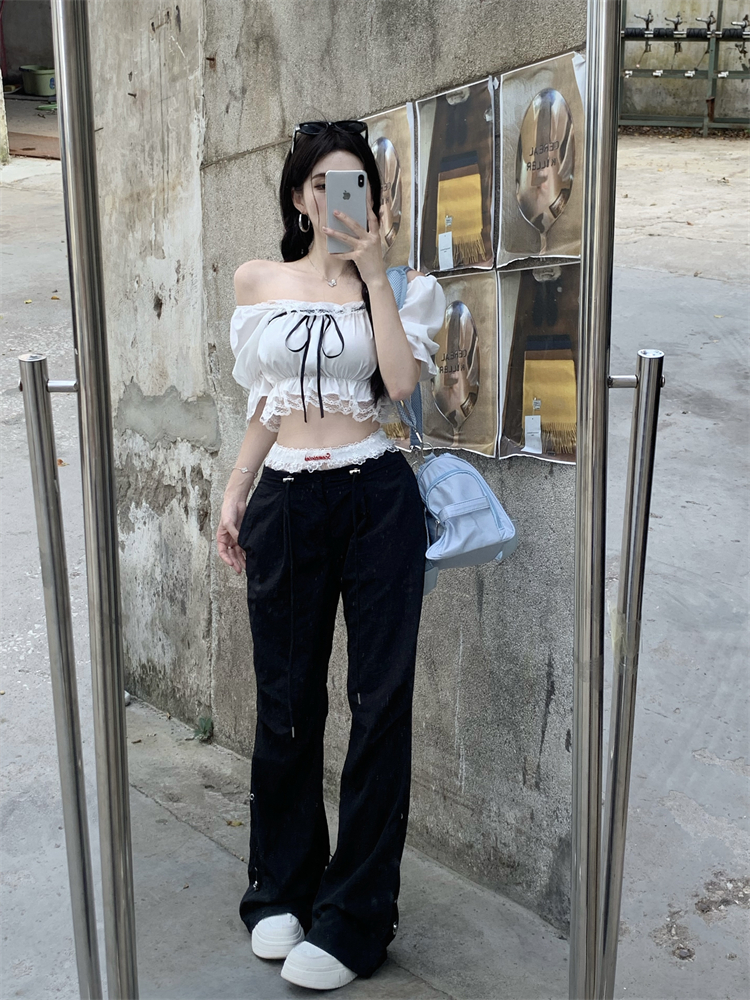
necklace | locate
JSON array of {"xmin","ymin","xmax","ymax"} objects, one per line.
[{"xmin": 307, "ymin": 255, "xmax": 348, "ymax": 288}]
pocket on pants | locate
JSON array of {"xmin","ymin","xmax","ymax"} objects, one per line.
[{"xmin": 238, "ymin": 480, "xmax": 275, "ymax": 550}]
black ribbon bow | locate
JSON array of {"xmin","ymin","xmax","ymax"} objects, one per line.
[{"xmin": 270, "ymin": 310, "xmax": 347, "ymax": 421}]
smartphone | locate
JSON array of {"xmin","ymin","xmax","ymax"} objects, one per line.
[{"xmin": 325, "ymin": 169, "xmax": 368, "ymax": 254}]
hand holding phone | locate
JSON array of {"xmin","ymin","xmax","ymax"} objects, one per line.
[{"xmin": 325, "ymin": 170, "xmax": 369, "ymax": 254}]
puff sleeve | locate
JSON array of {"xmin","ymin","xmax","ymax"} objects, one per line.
[
  {"xmin": 398, "ymin": 273, "xmax": 446, "ymax": 380},
  {"xmin": 229, "ymin": 305, "xmax": 274, "ymax": 422}
]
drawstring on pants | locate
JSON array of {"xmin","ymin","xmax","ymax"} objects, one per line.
[
  {"xmin": 282, "ymin": 475, "xmax": 296, "ymax": 738},
  {"xmin": 349, "ymin": 467, "xmax": 362, "ymax": 707}
]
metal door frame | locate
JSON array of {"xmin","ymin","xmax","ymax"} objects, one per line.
[{"xmin": 23, "ymin": 3, "xmax": 663, "ymax": 999}]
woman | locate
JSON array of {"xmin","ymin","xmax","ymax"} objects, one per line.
[{"xmin": 216, "ymin": 119, "xmax": 446, "ymax": 991}]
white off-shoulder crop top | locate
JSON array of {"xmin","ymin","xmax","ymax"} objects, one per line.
[{"xmin": 229, "ymin": 273, "xmax": 446, "ymax": 431}]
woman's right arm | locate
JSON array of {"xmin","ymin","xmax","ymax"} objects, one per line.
[
  {"xmin": 219, "ymin": 261, "xmax": 279, "ymax": 574},
  {"xmin": 217, "ymin": 407, "xmax": 277, "ymax": 575}
]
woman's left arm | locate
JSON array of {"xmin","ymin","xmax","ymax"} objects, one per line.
[
  {"xmin": 366, "ymin": 270, "xmax": 422, "ymax": 401},
  {"xmin": 323, "ymin": 202, "xmax": 420, "ymax": 401}
]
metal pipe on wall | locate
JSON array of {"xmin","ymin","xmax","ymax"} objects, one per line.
[
  {"xmin": 18, "ymin": 355, "xmax": 102, "ymax": 1000},
  {"xmin": 571, "ymin": 1, "xmax": 622, "ymax": 998},
  {"xmin": 49, "ymin": 2, "xmax": 139, "ymax": 997},
  {"xmin": 598, "ymin": 350, "xmax": 665, "ymax": 999}
]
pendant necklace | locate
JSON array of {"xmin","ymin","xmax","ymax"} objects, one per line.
[{"xmin": 307, "ymin": 255, "xmax": 347, "ymax": 288}]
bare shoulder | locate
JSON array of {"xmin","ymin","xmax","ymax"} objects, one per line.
[
  {"xmin": 406, "ymin": 268, "xmax": 427, "ymax": 283},
  {"xmin": 233, "ymin": 259, "xmax": 286, "ymax": 306}
]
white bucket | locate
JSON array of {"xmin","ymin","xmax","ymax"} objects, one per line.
[{"xmin": 19, "ymin": 65, "xmax": 56, "ymax": 97}]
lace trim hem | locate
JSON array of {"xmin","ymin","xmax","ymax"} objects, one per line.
[
  {"xmin": 264, "ymin": 430, "xmax": 399, "ymax": 472},
  {"xmin": 259, "ymin": 390, "xmax": 386, "ymax": 432}
]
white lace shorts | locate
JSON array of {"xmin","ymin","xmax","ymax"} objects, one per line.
[{"xmin": 264, "ymin": 427, "xmax": 400, "ymax": 473}]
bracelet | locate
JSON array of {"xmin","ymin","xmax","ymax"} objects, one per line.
[{"xmin": 231, "ymin": 466, "xmax": 257, "ymax": 477}]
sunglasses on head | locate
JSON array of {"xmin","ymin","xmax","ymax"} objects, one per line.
[{"xmin": 290, "ymin": 120, "xmax": 369, "ymax": 156}]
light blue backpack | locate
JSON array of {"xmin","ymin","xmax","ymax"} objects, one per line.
[{"xmin": 386, "ymin": 266, "xmax": 518, "ymax": 596}]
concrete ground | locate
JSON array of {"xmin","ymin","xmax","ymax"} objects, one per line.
[
  {"xmin": 3, "ymin": 97, "xmax": 60, "ymax": 138},
  {"xmin": 1, "ymin": 131, "xmax": 748, "ymax": 1000},
  {"xmin": 3, "ymin": 96, "xmax": 60, "ymax": 160}
]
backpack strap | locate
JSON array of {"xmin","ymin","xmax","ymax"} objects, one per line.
[{"xmin": 386, "ymin": 264, "xmax": 410, "ymax": 309}]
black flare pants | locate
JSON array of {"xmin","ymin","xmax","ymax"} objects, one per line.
[{"xmin": 237, "ymin": 447, "xmax": 426, "ymax": 978}]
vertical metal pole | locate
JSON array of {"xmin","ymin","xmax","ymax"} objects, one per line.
[
  {"xmin": 598, "ymin": 350, "xmax": 664, "ymax": 999},
  {"xmin": 618, "ymin": 1, "xmax": 628, "ymax": 129},
  {"xmin": 49, "ymin": 2, "xmax": 139, "ymax": 997},
  {"xmin": 571, "ymin": 2, "xmax": 622, "ymax": 998},
  {"xmin": 18, "ymin": 356, "xmax": 102, "ymax": 1000},
  {"xmin": 704, "ymin": 1, "xmax": 723, "ymax": 135}
]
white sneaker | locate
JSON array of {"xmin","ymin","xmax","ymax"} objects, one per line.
[
  {"xmin": 280, "ymin": 941, "xmax": 358, "ymax": 990},
  {"xmin": 251, "ymin": 913, "xmax": 304, "ymax": 959}
]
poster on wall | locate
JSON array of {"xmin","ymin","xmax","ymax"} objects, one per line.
[
  {"xmin": 497, "ymin": 52, "xmax": 585, "ymax": 267},
  {"xmin": 497, "ymin": 262, "xmax": 580, "ymax": 464},
  {"xmin": 417, "ymin": 78, "xmax": 496, "ymax": 274},
  {"xmin": 416, "ymin": 271, "xmax": 499, "ymax": 457},
  {"xmin": 364, "ymin": 104, "xmax": 415, "ymax": 268}
]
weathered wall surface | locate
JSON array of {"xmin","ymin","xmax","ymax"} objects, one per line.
[
  {"xmin": 202, "ymin": 0, "xmax": 583, "ymax": 927},
  {"xmin": 89, "ymin": 1, "xmax": 214, "ymax": 723},
  {"xmin": 621, "ymin": 0, "xmax": 750, "ymax": 121}
]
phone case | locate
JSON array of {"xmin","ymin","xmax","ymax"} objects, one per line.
[{"xmin": 326, "ymin": 170, "xmax": 368, "ymax": 254}]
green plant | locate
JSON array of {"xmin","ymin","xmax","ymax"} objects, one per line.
[{"xmin": 194, "ymin": 716, "xmax": 214, "ymax": 743}]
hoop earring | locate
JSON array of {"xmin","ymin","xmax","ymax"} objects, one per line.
[{"xmin": 298, "ymin": 212, "xmax": 311, "ymax": 233}]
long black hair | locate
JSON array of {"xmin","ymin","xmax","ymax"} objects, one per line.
[{"xmin": 278, "ymin": 126, "xmax": 387, "ymax": 407}]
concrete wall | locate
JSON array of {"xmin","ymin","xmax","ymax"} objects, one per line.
[
  {"xmin": 202, "ymin": 0, "xmax": 584, "ymax": 929},
  {"xmin": 621, "ymin": 0, "xmax": 750, "ymax": 121},
  {"xmin": 89, "ymin": 0, "xmax": 214, "ymax": 725},
  {"xmin": 1, "ymin": 0, "xmax": 54, "ymax": 81},
  {"xmin": 92, "ymin": 0, "xmax": 585, "ymax": 930}
]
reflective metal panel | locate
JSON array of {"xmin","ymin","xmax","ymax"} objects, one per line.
[
  {"xmin": 19, "ymin": 354, "xmax": 103, "ymax": 1000},
  {"xmin": 571, "ymin": 1, "xmax": 623, "ymax": 998},
  {"xmin": 49, "ymin": 1, "xmax": 139, "ymax": 996},
  {"xmin": 599, "ymin": 350, "xmax": 665, "ymax": 999}
]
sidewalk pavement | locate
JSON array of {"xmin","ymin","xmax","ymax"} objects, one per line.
[{"xmin": 1, "ymin": 135, "xmax": 748, "ymax": 999}]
